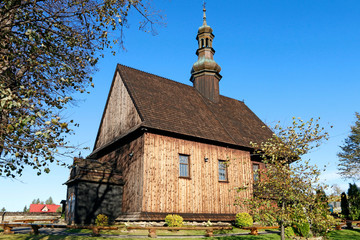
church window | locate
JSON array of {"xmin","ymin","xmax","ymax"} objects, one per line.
[
  {"xmin": 218, "ymin": 160, "xmax": 228, "ymax": 181},
  {"xmin": 179, "ymin": 154, "xmax": 190, "ymax": 178},
  {"xmin": 253, "ymin": 163, "xmax": 259, "ymax": 182}
]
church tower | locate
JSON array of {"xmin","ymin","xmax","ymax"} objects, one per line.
[{"xmin": 190, "ymin": 3, "xmax": 222, "ymax": 103}]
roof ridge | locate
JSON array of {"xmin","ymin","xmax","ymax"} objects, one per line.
[
  {"xmin": 117, "ymin": 63, "xmax": 193, "ymax": 88},
  {"xmin": 219, "ymin": 94, "xmax": 245, "ymax": 103}
]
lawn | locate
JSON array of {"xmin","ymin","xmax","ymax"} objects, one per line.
[
  {"xmin": 326, "ymin": 228, "xmax": 360, "ymax": 240},
  {"xmin": 63, "ymin": 225, "xmax": 250, "ymax": 236},
  {"xmin": 0, "ymin": 234, "xmax": 282, "ymax": 240},
  {"xmin": 1, "ymin": 227, "xmax": 360, "ymax": 239}
]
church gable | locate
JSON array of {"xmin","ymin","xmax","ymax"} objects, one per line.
[
  {"xmin": 94, "ymin": 70, "xmax": 142, "ymax": 150},
  {"xmin": 116, "ymin": 64, "xmax": 273, "ymax": 149}
]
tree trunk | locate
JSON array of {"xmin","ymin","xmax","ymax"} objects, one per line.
[{"xmin": 281, "ymin": 201, "xmax": 285, "ymax": 240}]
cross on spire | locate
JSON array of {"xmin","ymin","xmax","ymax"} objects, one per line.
[
  {"xmin": 191, "ymin": 0, "xmax": 222, "ymax": 103},
  {"xmin": 203, "ymin": 0, "xmax": 207, "ymax": 26}
]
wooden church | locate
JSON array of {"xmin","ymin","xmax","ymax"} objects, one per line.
[{"xmin": 65, "ymin": 7, "xmax": 273, "ymax": 224}]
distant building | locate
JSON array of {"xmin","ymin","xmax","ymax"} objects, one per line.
[
  {"xmin": 328, "ymin": 201, "xmax": 341, "ymax": 214},
  {"xmin": 65, "ymin": 6, "xmax": 273, "ymax": 224},
  {"xmin": 29, "ymin": 204, "xmax": 61, "ymax": 213}
]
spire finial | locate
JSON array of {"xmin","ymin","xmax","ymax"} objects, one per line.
[{"xmin": 203, "ymin": 0, "xmax": 207, "ymax": 26}]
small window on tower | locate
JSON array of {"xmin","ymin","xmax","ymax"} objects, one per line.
[{"xmin": 179, "ymin": 154, "xmax": 190, "ymax": 178}]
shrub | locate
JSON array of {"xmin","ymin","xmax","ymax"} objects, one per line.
[
  {"xmin": 165, "ymin": 214, "xmax": 183, "ymax": 227},
  {"xmin": 235, "ymin": 212, "xmax": 253, "ymax": 227},
  {"xmin": 205, "ymin": 220, "xmax": 213, "ymax": 227},
  {"xmin": 294, "ymin": 222, "xmax": 310, "ymax": 238},
  {"xmin": 95, "ymin": 214, "xmax": 108, "ymax": 226},
  {"xmin": 311, "ymin": 214, "xmax": 336, "ymax": 237},
  {"xmin": 285, "ymin": 226, "xmax": 295, "ymax": 238},
  {"xmin": 341, "ymin": 192, "xmax": 350, "ymax": 219}
]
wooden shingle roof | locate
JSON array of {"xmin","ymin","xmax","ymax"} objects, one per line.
[
  {"xmin": 114, "ymin": 64, "xmax": 273, "ymax": 149},
  {"xmin": 65, "ymin": 158, "xmax": 123, "ymax": 185}
]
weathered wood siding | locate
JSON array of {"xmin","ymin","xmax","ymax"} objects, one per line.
[
  {"xmin": 75, "ymin": 182, "xmax": 123, "ymax": 225},
  {"xmin": 95, "ymin": 71, "xmax": 142, "ymax": 149},
  {"xmin": 142, "ymin": 133, "xmax": 252, "ymax": 214},
  {"xmin": 98, "ymin": 136, "xmax": 144, "ymax": 213}
]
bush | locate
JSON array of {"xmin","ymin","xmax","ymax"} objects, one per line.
[
  {"xmin": 285, "ymin": 226, "xmax": 295, "ymax": 238},
  {"xmin": 294, "ymin": 222, "xmax": 310, "ymax": 237},
  {"xmin": 165, "ymin": 214, "xmax": 183, "ymax": 227},
  {"xmin": 235, "ymin": 212, "xmax": 253, "ymax": 227},
  {"xmin": 95, "ymin": 214, "xmax": 108, "ymax": 226},
  {"xmin": 311, "ymin": 214, "xmax": 336, "ymax": 237}
]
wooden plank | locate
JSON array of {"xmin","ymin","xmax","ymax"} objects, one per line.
[
  {"xmin": 141, "ymin": 133, "xmax": 253, "ymax": 217},
  {"xmin": 95, "ymin": 72, "xmax": 141, "ymax": 149},
  {"xmin": 143, "ymin": 133, "xmax": 150, "ymax": 212},
  {"xmin": 98, "ymin": 136, "xmax": 144, "ymax": 213},
  {"xmin": 127, "ymin": 226, "xmax": 232, "ymax": 230},
  {"xmin": 174, "ymin": 138, "xmax": 180, "ymax": 213},
  {"xmin": 13, "ymin": 219, "xmax": 58, "ymax": 223}
]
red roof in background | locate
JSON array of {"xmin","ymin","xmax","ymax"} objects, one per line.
[{"xmin": 29, "ymin": 204, "xmax": 60, "ymax": 213}]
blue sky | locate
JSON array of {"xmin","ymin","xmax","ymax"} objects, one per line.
[{"xmin": 2, "ymin": 0, "xmax": 360, "ymax": 211}]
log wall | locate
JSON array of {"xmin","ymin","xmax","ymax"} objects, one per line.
[
  {"xmin": 142, "ymin": 133, "xmax": 252, "ymax": 215},
  {"xmin": 98, "ymin": 136, "xmax": 144, "ymax": 213},
  {"xmin": 95, "ymin": 71, "xmax": 142, "ymax": 149}
]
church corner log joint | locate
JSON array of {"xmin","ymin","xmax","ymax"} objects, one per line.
[{"xmin": 64, "ymin": 6, "xmax": 273, "ymax": 224}]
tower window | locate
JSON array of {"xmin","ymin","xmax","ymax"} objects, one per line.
[
  {"xmin": 201, "ymin": 39, "xmax": 204, "ymax": 48},
  {"xmin": 206, "ymin": 38, "xmax": 209, "ymax": 47}
]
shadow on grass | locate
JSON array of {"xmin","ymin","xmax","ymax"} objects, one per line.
[
  {"xmin": 349, "ymin": 228, "xmax": 360, "ymax": 233},
  {"xmin": 3, "ymin": 235, "xmax": 96, "ymax": 240},
  {"xmin": 63, "ymin": 228, "xmax": 91, "ymax": 234},
  {"xmin": 214, "ymin": 233, "xmax": 281, "ymax": 240}
]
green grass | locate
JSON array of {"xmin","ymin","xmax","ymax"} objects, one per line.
[
  {"xmin": 0, "ymin": 235, "xmax": 106, "ymax": 240},
  {"xmin": 0, "ymin": 235, "xmax": 282, "ymax": 240},
  {"xmin": 64, "ymin": 228, "xmax": 93, "ymax": 234},
  {"xmin": 214, "ymin": 234, "xmax": 281, "ymax": 240},
  {"xmin": 326, "ymin": 228, "xmax": 360, "ymax": 240},
  {"xmin": 2, "ymin": 227, "xmax": 360, "ymax": 240},
  {"xmin": 65, "ymin": 225, "xmax": 249, "ymax": 236},
  {"xmin": 0, "ymin": 234, "xmax": 282, "ymax": 240},
  {"xmin": 111, "ymin": 226, "xmax": 273, "ymax": 238}
]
